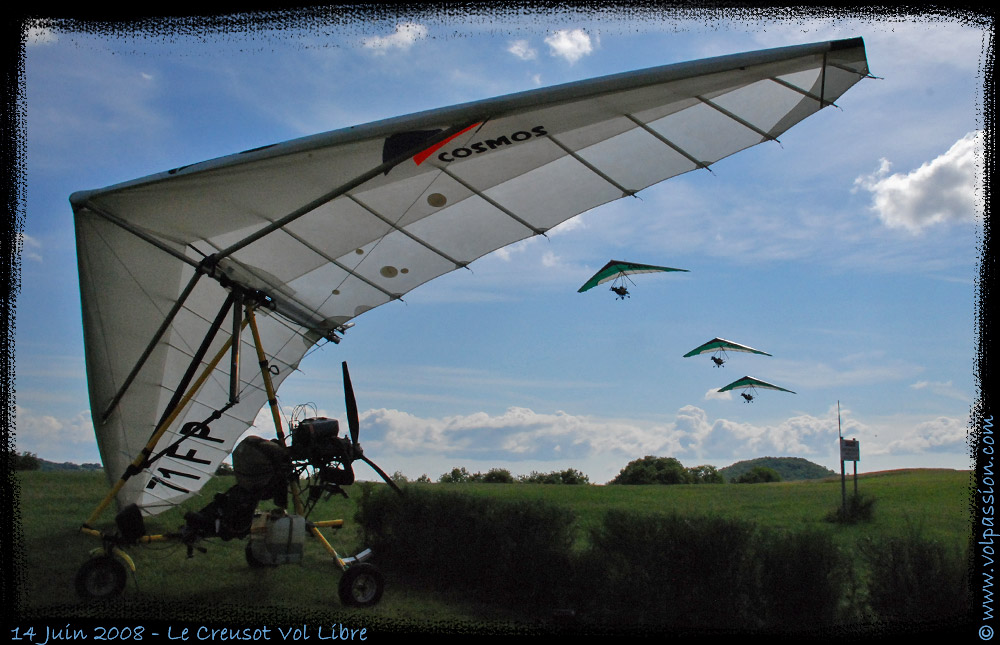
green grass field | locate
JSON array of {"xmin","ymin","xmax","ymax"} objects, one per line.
[
  {"xmin": 444, "ymin": 468, "xmax": 972, "ymax": 548},
  {"xmin": 12, "ymin": 468, "xmax": 973, "ymax": 633}
]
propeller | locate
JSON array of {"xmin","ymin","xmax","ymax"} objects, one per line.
[
  {"xmin": 342, "ymin": 361, "xmax": 402, "ymax": 494},
  {"xmin": 342, "ymin": 361, "xmax": 360, "ymax": 445},
  {"xmin": 359, "ymin": 455, "xmax": 401, "ymax": 494}
]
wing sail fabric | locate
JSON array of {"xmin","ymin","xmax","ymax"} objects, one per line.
[{"xmin": 71, "ymin": 38, "xmax": 868, "ymax": 514}]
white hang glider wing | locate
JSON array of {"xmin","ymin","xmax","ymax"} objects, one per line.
[{"xmin": 71, "ymin": 38, "xmax": 869, "ymax": 515}]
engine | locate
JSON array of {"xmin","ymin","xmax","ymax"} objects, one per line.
[
  {"xmin": 289, "ymin": 417, "xmax": 355, "ymax": 486},
  {"xmin": 182, "ymin": 419, "xmax": 358, "ymax": 544}
]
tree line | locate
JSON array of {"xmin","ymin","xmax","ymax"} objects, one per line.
[
  {"xmin": 418, "ymin": 456, "xmax": 783, "ymax": 485},
  {"xmin": 396, "ymin": 466, "xmax": 591, "ymax": 485},
  {"xmin": 608, "ymin": 455, "xmax": 782, "ymax": 485}
]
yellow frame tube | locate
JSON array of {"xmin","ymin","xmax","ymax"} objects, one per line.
[
  {"xmin": 246, "ymin": 306, "xmax": 287, "ymax": 444},
  {"xmin": 309, "ymin": 525, "xmax": 346, "ymax": 568},
  {"xmin": 247, "ymin": 308, "xmax": 350, "ymax": 569},
  {"xmin": 246, "ymin": 306, "xmax": 310, "ymax": 516},
  {"xmin": 86, "ymin": 546, "xmax": 137, "ymax": 573}
]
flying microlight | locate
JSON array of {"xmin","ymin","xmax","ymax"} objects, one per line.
[
  {"xmin": 684, "ymin": 338, "xmax": 772, "ymax": 367},
  {"xmin": 718, "ymin": 376, "xmax": 796, "ymax": 402},
  {"xmin": 578, "ymin": 260, "xmax": 689, "ymax": 299}
]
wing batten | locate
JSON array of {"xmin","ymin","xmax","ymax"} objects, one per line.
[
  {"xmin": 698, "ymin": 95, "xmax": 778, "ymax": 143},
  {"xmin": 547, "ymin": 134, "xmax": 637, "ymax": 197},
  {"xmin": 438, "ymin": 165, "xmax": 548, "ymax": 236},
  {"xmin": 346, "ymin": 193, "xmax": 467, "ymax": 270},
  {"xmin": 624, "ymin": 113, "xmax": 712, "ymax": 172},
  {"xmin": 283, "ymin": 224, "xmax": 404, "ymax": 300},
  {"xmin": 770, "ymin": 76, "xmax": 833, "ymax": 108}
]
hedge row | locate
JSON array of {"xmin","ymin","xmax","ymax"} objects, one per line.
[
  {"xmin": 355, "ymin": 485, "xmax": 575, "ymax": 608},
  {"xmin": 355, "ymin": 486, "xmax": 969, "ymax": 633}
]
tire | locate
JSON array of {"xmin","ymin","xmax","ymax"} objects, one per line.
[
  {"xmin": 337, "ymin": 563, "xmax": 384, "ymax": 607},
  {"xmin": 245, "ymin": 542, "xmax": 274, "ymax": 568},
  {"xmin": 75, "ymin": 556, "xmax": 127, "ymax": 600}
]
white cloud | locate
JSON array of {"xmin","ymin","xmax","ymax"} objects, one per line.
[
  {"xmin": 544, "ymin": 29, "xmax": 593, "ymax": 63},
  {"xmin": 547, "ymin": 213, "xmax": 587, "ymax": 236},
  {"xmin": 880, "ymin": 416, "xmax": 968, "ymax": 455},
  {"xmin": 490, "ymin": 235, "xmax": 536, "ymax": 262},
  {"xmin": 674, "ymin": 405, "xmax": 840, "ymax": 461},
  {"xmin": 14, "ymin": 405, "xmax": 96, "ymax": 460},
  {"xmin": 910, "ymin": 379, "xmax": 971, "ymax": 403},
  {"xmin": 854, "ymin": 130, "xmax": 983, "ymax": 234},
  {"xmin": 16, "ymin": 401, "xmax": 969, "ymax": 480},
  {"xmin": 361, "ymin": 23, "xmax": 428, "ymax": 53},
  {"xmin": 743, "ymin": 18, "xmax": 983, "ymax": 74},
  {"xmin": 361, "ymin": 406, "xmax": 676, "ymax": 464},
  {"xmin": 352, "ymin": 403, "xmax": 968, "ymax": 481},
  {"xmin": 788, "ymin": 357, "xmax": 923, "ymax": 390},
  {"xmin": 705, "ymin": 388, "xmax": 730, "ymax": 401},
  {"xmin": 17, "ymin": 232, "xmax": 42, "ymax": 262},
  {"xmin": 507, "ymin": 39, "xmax": 536, "ymax": 60},
  {"xmin": 26, "ymin": 23, "xmax": 57, "ymax": 46}
]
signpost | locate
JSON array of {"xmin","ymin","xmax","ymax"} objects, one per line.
[{"xmin": 838, "ymin": 401, "xmax": 860, "ymax": 511}]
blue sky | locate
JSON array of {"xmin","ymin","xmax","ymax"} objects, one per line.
[{"xmin": 14, "ymin": 9, "xmax": 987, "ymax": 484}]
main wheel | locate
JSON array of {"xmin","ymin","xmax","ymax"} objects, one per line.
[
  {"xmin": 75, "ymin": 556, "xmax": 127, "ymax": 600},
  {"xmin": 337, "ymin": 563, "xmax": 384, "ymax": 607},
  {"xmin": 245, "ymin": 542, "xmax": 272, "ymax": 568}
]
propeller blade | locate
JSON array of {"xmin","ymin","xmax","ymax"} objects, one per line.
[
  {"xmin": 342, "ymin": 361, "xmax": 359, "ymax": 445},
  {"xmin": 359, "ymin": 455, "xmax": 403, "ymax": 495}
]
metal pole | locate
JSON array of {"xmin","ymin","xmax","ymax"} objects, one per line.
[
  {"xmin": 839, "ymin": 401, "xmax": 846, "ymax": 512},
  {"xmin": 153, "ymin": 291, "xmax": 236, "ymax": 437},
  {"xmin": 101, "ymin": 270, "xmax": 203, "ymax": 422},
  {"xmin": 246, "ymin": 306, "xmax": 308, "ymax": 518},
  {"xmin": 230, "ymin": 299, "xmax": 243, "ymax": 404}
]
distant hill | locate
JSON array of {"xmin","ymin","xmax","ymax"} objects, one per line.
[
  {"xmin": 37, "ymin": 458, "xmax": 103, "ymax": 472},
  {"xmin": 720, "ymin": 457, "xmax": 835, "ymax": 482}
]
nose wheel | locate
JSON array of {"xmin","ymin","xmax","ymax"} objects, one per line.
[
  {"xmin": 75, "ymin": 555, "xmax": 127, "ymax": 600},
  {"xmin": 338, "ymin": 563, "xmax": 384, "ymax": 607}
]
